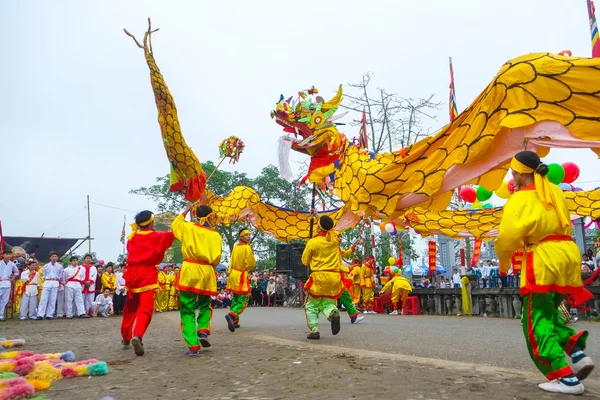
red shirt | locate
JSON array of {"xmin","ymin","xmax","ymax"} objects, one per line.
[{"xmin": 125, "ymin": 230, "xmax": 175, "ymax": 292}]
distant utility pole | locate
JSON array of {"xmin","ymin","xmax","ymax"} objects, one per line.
[{"xmin": 87, "ymin": 195, "xmax": 92, "ymax": 254}]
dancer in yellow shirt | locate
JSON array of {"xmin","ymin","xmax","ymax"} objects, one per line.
[
  {"xmin": 155, "ymin": 267, "xmax": 169, "ymax": 312},
  {"xmin": 379, "ymin": 268, "xmax": 412, "ymax": 315},
  {"xmin": 167, "ymin": 267, "xmax": 177, "ymax": 310},
  {"xmin": 349, "ymin": 260, "xmax": 362, "ymax": 307},
  {"xmin": 496, "ymin": 151, "xmax": 593, "ymax": 395},
  {"xmin": 172, "ymin": 204, "xmax": 222, "ymax": 356},
  {"xmin": 361, "ymin": 256, "xmax": 376, "ymax": 313},
  {"xmin": 225, "ymin": 229, "xmax": 257, "ymax": 332},
  {"xmin": 301, "ymin": 216, "xmax": 343, "ymax": 340}
]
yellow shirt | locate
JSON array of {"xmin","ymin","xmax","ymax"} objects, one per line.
[
  {"xmin": 167, "ymin": 273, "xmax": 176, "ymax": 292},
  {"xmin": 157, "ymin": 271, "xmax": 168, "ymax": 291},
  {"xmin": 172, "ymin": 215, "xmax": 223, "ymax": 296},
  {"xmin": 227, "ymin": 242, "xmax": 257, "ymax": 294},
  {"xmin": 301, "ymin": 234, "xmax": 342, "ymax": 298},
  {"xmin": 495, "ymin": 184, "xmax": 590, "ymax": 303},
  {"xmin": 380, "ymin": 276, "xmax": 412, "ymax": 294},
  {"xmin": 101, "ymin": 273, "xmax": 117, "ymax": 292},
  {"xmin": 361, "ymin": 263, "xmax": 375, "ymax": 288},
  {"xmin": 350, "ymin": 266, "xmax": 363, "ymax": 285}
]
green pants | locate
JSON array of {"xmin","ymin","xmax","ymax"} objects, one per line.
[
  {"xmin": 522, "ymin": 293, "xmax": 588, "ymax": 380},
  {"xmin": 179, "ymin": 291, "xmax": 212, "ymax": 350},
  {"xmin": 339, "ymin": 290, "xmax": 359, "ymax": 318},
  {"xmin": 229, "ymin": 293, "xmax": 250, "ymax": 323},
  {"xmin": 305, "ymin": 296, "xmax": 338, "ymax": 333}
]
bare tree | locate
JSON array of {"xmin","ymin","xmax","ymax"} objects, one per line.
[{"xmin": 341, "ymin": 73, "xmax": 441, "ymax": 153}]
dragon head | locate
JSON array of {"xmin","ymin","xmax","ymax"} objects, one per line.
[{"xmin": 270, "ymin": 85, "xmax": 347, "ymax": 156}]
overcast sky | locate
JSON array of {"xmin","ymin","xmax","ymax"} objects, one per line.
[{"xmin": 2, "ymin": 0, "xmax": 598, "ymax": 261}]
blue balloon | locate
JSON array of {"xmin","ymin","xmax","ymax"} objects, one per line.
[{"xmin": 558, "ymin": 183, "xmax": 572, "ymax": 191}]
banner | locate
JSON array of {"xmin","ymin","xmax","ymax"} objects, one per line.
[
  {"xmin": 588, "ymin": 0, "xmax": 600, "ymax": 58},
  {"xmin": 120, "ymin": 215, "xmax": 126, "ymax": 244},
  {"xmin": 511, "ymin": 248, "xmax": 525, "ymax": 273},
  {"xmin": 398, "ymin": 236, "xmax": 403, "ymax": 265},
  {"xmin": 470, "ymin": 238, "xmax": 482, "ymax": 267},
  {"xmin": 428, "ymin": 241, "xmax": 437, "ymax": 275}
]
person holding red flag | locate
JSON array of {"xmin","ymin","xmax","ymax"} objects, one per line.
[{"xmin": 121, "ymin": 210, "xmax": 175, "ymax": 356}]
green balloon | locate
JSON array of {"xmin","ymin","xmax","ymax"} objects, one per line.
[
  {"xmin": 476, "ymin": 186, "xmax": 493, "ymax": 202},
  {"xmin": 547, "ymin": 163, "xmax": 565, "ymax": 185},
  {"xmin": 483, "ymin": 203, "xmax": 493, "ymax": 209}
]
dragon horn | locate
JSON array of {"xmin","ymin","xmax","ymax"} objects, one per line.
[{"xmin": 321, "ymin": 85, "xmax": 343, "ymax": 111}]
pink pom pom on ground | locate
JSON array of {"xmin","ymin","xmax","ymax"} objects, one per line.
[
  {"xmin": 61, "ymin": 367, "xmax": 77, "ymax": 379},
  {"xmin": 12, "ymin": 358, "xmax": 35, "ymax": 375}
]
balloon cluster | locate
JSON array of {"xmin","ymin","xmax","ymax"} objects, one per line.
[
  {"xmin": 379, "ymin": 221, "xmax": 398, "ymax": 235},
  {"xmin": 218, "ymin": 136, "xmax": 245, "ymax": 164},
  {"xmin": 383, "ymin": 258, "xmax": 402, "ymax": 275},
  {"xmin": 459, "ymin": 161, "xmax": 582, "ymax": 205},
  {"xmin": 459, "ymin": 186, "xmax": 495, "ymax": 209}
]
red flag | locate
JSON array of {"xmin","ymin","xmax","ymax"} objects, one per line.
[
  {"xmin": 470, "ymin": 239, "xmax": 482, "ymax": 267},
  {"xmin": 358, "ymin": 110, "xmax": 369, "ymax": 149},
  {"xmin": 428, "ymin": 241, "xmax": 437, "ymax": 275},
  {"xmin": 449, "ymin": 57, "xmax": 459, "ymax": 122},
  {"xmin": 588, "ymin": 0, "xmax": 600, "ymax": 57},
  {"xmin": 0, "ymin": 220, "xmax": 4, "ymax": 253}
]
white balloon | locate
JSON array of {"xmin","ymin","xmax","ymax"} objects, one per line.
[{"xmin": 385, "ymin": 223, "xmax": 395, "ymax": 233}]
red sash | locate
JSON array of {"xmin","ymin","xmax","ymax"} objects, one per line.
[
  {"xmin": 66, "ymin": 266, "xmax": 82, "ymax": 283},
  {"xmin": 24, "ymin": 270, "xmax": 37, "ymax": 285}
]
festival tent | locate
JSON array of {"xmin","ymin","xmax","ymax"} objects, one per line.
[{"xmin": 2, "ymin": 236, "xmax": 85, "ymax": 263}]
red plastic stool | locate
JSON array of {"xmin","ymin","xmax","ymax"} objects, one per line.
[
  {"xmin": 372, "ymin": 297, "xmax": 384, "ymax": 314},
  {"xmin": 403, "ymin": 296, "xmax": 421, "ymax": 315}
]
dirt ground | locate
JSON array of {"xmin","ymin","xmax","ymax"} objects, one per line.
[{"xmin": 2, "ymin": 309, "xmax": 600, "ymax": 400}]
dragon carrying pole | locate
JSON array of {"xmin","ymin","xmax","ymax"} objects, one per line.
[{"xmin": 308, "ymin": 183, "xmax": 317, "ymax": 238}]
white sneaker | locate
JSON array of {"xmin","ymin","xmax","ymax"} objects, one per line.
[
  {"xmin": 354, "ymin": 315, "xmax": 365, "ymax": 323},
  {"xmin": 19, "ymin": 317, "xmax": 26, "ymax": 320},
  {"xmin": 390, "ymin": 311, "xmax": 398, "ymax": 315},
  {"xmin": 572, "ymin": 356, "xmax": 595, "ymax": 381},
  {"xmin": 538, "ymin": 379, "xmax": 584, "ymax": 395}
]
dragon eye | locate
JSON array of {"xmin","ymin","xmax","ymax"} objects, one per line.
[{"xmin": 315, "ymin": 117, "xmax": 322, "ymax": 124}]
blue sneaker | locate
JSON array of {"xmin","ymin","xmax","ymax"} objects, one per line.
[
  {"xmin": 45, "ymin": 316, "xmax": 53, "ymax": 320},
  {"xmin": 198, "ymin": 332, "xmax": 211, "ymax": 348},
  {"xmin": 186, "ymin": 349, "xmax": 200, "ymax": 357}
]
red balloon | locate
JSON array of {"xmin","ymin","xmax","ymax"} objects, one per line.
[
  {"xmin": 395, "ymin": 257, "xmax": 402, "ymax": 266},
  {"xmin": 460, "ymin": 187, "xmax": 477, "ymax": 203},
  {"xmin": 562, "ymin": 162, "xmax": 580, "ymax": 184},
  {"xmin": 507, "ymin": 179, "xmax": 516, "ymax": 194}
]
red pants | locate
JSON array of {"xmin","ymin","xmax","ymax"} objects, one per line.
[{"xmin": 121, "ymin": 290, "xmax": 155, "ymax": 341}]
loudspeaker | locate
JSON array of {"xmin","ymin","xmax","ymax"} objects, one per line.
[
  {"xmin": 290, "ymin": 244, "xmax": 308, "ymax": 279},
  {"xmin": 275, "ymin": 243, "xmax": 290, "ymax": 272},
  {"xmin": 275, "ymin": 243, "xmax": 308, "ymax": 279}
]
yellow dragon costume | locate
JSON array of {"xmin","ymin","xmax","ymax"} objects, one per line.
[{"xmin": 126, "ymin": 20, "xmax": 600, "ymax": 240}]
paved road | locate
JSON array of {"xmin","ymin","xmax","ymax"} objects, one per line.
[
  {"xmin": 210, "ymin": 306, "xmax": 600, "ymax": 372},
  {"xmin": 2, "ymin": 307, "xmax": 600, "ymax": 399}
]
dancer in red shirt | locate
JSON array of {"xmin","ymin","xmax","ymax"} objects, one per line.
[{"xmin": 121, "ymin": 210, "xmax": 175, "ymax": 356}]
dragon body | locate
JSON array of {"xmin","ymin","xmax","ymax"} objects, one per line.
[
  {"xmin": 125, "ymin": 20, "xmax": 206, "ymax": 201},
  {"xmin": 126, "ymin": 23, "xmax": 600, "ymax": 241},
  {"xmin": 273, "ymin": 53, "xmax": 600, "ymax": 221}
]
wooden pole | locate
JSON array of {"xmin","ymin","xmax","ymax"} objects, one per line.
[
  {"xmin": 87, "ymin": 195, "xmax": 92, "ymax": 254},
  {"xmin": 308, "ymin": 184, "xmax": 317, "ymax": 238}
]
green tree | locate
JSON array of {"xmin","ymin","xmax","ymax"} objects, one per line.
[{"xmin": 130, "ymin": 162, "xmax": 313, "ymax": 264}]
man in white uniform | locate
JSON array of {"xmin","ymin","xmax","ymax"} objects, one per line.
[
  {"xmin": 55, "ymin": 260, "xmax": 66, "ymax": 318},
  {"xmin": 93, "ymin": 288, "xmax": 114, "ymax": 317},
  {"xmin": 36, "ymin": 251, "xmax": 64, "ymax": 320},
  {"xmin": 64, "ymin": 256, "xmax": 87, "ymax": 318},
  {"xmin": 0, "ymin": 250, "xmax": 19, "ymax": 321},
  {"xmin": 81, "ymin": 254, "xmax": 98, "ymax": 315},
  {"xmin": 20, "ymin": 260, "xmax": 40, "ymax": 320}
]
